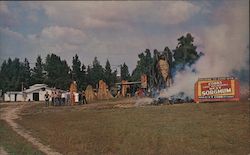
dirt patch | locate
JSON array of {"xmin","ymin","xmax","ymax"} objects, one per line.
[{"xmin": 0, "ymin": 103, "xmax": 61, "ymax": 155}]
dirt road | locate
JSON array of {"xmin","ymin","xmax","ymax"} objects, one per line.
[{"xmin": 0, "ymin": 103, "xmax": 61, "ymax": 155}]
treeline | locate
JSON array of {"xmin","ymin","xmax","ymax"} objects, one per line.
[
  {"xmin": 0, "ymin": 33, "xmax": 203, "ymax": 92},
  {"xmin": 0, "ymin": 54, "xmax": 125, "ymax": 92}
]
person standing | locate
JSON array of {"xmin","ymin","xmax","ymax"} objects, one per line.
[
  {"xmin": 51, "ymin": 91, "xmax": 55, "ymax": 106},
  {"xmin": 82, "ymin": 90, "xmax": 87, "ymax": 104},
  {"xmin": 54, "ymin": 91, "xmax": 58, "ymax": 106},
  {"xmin": 78, "ymin": 91, "xmax": 83, "ymax": 105},
  {"xmin": 44, "ymin": 91, "xmax": 50, "ymax": 107},
  {"xmin": 58, "ymin": 91, "xmax": 62, "ymax": 106},
  {"xmin": 70, "ymin": 92, "xmax": 75, "ymax": 106},
  {"xmin": 61, "ymin": 92, "xmax": 66, "ymax": 106},
  {"xmin": 66, "ymin": 90, "xmax": 70, "ymax": 105}
]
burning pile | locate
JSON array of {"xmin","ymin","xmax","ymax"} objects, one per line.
[{"xmin": 151, "ymin": 91, "xmax": 194, "ymax": 105}]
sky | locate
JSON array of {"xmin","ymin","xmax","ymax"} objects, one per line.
[{"xmin": 0, "ymin": 1, "xmax": 249, "ymax": 79}]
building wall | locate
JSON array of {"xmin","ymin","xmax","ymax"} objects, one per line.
[
  {"xmin": 16, "ymin": 94, "xmax": 24, "ymax": 101},
  {"xmin": 26, "ymin": 93, "xmax": 33, "ymax": 101},
  {"xmin": 4, "ymin": 88, "xmax": 64, "ymax": 102},
  {"xmin": 25, "ymin": 89, "xmax": 52, "ymax": 101},
  {"xmin": 4, "ymin": 94, "xmax": 10, "ymax": 101},
  {"xmin": 4, "ymin": 93, "xmax": 24, "ymax": 102}
]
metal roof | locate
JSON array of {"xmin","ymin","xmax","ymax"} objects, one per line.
[
  {"xmin": 5, "ymin": 91, "xmax": 23, "ymax": 94},
  {"xmin": 5, "ymin": 84, "xmax": 67, "ymax": 94},
  {"xmin": 24, "ymin": 84, "xmax": 54, "ymax": 93},
  {"xmin": 29, "ymin": 84, "xmax": 47, "ymax": 88}
]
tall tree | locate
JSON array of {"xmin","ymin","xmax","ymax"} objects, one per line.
[
  {"xmin": 86, "ymin": 65, "xmax": 92, "ymax": 86},
  {"xmin": 120, "ymin": 62, "xmax": 130, "ymax": 81},
  {"xmin": 44, "ymin": 54, "xmax": 71, "ymax": 90},
  {"xmin": 0, "ymin": 59, "xmax": 12, "ymax": 92},
  {"xmin": 92, "ymin": 57, "xmax": 104, "ymax": 86},
  {"xmin": 173, "ymin": 33, "xmax": 202, "ymax": 72},
  {"xmin": 0, "ymin": 58, "xmax": 23, "ymax": 91},
  {"xmin": 20, "ymin": 58, "xmax": 31, "ymax": 89},
  {"xmin": 31, "ymin": 55, "xmax": 45, "ymax": 84},
  {"xmin": 0, "ymin": 60, "xmax": 7, "ymax": 91},
  {"xmin": 86, "ymin": 57, "xmax": 104, "ymax": 88},
  {"xmin": 104, "ymin": 59, "xmax": 113, "ymax": 86},
  {"xmin": 72, "ymin": 54, "xmax": 82, "ymax": 89},
  {"xmin": 131, "ymin": 49, "xmax": 153, "ymax": 81},
  {"xmin": 10, "ymin": 58, "xmax": 22, "ymax": 91}
]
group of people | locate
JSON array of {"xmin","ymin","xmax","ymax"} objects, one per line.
[{"xmin": 44, "ymin": 90, "xmax": 87, "ymax": 107}]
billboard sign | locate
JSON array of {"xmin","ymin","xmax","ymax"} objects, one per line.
[{"xmin": 194, "ymin": 77, "xmax": 240, "ymax": 103}]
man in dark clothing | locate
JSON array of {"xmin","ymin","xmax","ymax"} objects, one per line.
[
  {"xmin": 78, "ymin": 91, "xmax": 83, "ymax": 105},
  {"xmin": 82, "ymin": 91, "xmax": 87, "ymax": 104}
]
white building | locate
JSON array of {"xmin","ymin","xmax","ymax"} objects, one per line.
[
  {"xmin": 4, "ymin": 91, "xmax": 24, "ymax": 102},
  {"xmin": 23, "ymin": 84, "xmax": 53, "ymax": 101},
  {"xmin": 4, "ymin": 84, "xmax": 66, "ymax": 102}
]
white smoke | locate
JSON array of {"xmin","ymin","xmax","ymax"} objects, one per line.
[
  {"xmin": 158, "ymin": 66, "xmax": 198, "ymax": 98},
  {"xmin": 135, "ymin": 97, "xmax": 153, "ymax": 106},
  {"xmin": 160, "ymin": 1, "xmax": 249, "ymax": 99}
]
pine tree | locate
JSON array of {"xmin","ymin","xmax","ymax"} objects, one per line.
[
  {"xmin": 10, "ymin": 58, "xmax": 22, "ymax": 90},
  {"xmin": 173, "ymin": 33, "xmax": 202, "ymax": 71},
  {"xmin": 72, "ymin": 54, "xmax": 82, "ymax": 89},
  {"xmin": 120, "ymin": 63, "xmax": 130, "ymax": 81},
  {"xmin": 0, "ymin": 60, "xmax": 10, "ymax": 92},
  {"xmin": 44, "ymin": 54, "xmax": 71, "ymax": 90},
  {"xmin": 20, "ymin": 58, "xmax": 31, "ymax": 89},
  {"xmin": 86, "ymin": 65, "xmax": 94, "ymax": 87},
  {"xmin": 31, "ymin": 55, "xmax": 45, "ymax": 84},
  {"xmin": 104, "ymin": 59, "xmax": 113, "ymax": 86},
  {"xmin": 0, "ymin": 58, "xmax": 24, "ymax": 91},
  {"xmin": 92, "ymin": 57, "xmax": 104, "ymax": 86},
  {"xmin": 131, "ymin": 49, "xmax": 153, "ymax": 81}
]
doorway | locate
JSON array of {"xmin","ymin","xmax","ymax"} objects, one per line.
[
  {"xmin": 14, "ymin": 94, "xmax": 17, "ymax": 102},
  {"xmin": 33, "ymin": 93, "xmax": 39, "ymax": 101}
]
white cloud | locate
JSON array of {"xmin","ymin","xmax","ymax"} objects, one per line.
[
  {"xmin": 0, "ymin": 27, "xmax": 25, "ymax": 41},
  {"xmin": 40, "ymin": 26, "xmax": 87, "ymax": 45},
  {"xmin": 0, "ymin": 27, "xmax": 36, "ymax": 61},
  {"xmin": 0, "ymin": 1, "xmax": 19, "ymax": 27},
  {"xmin": 0, "ymin": 1, "xmax": 9, "ymax": 14},
  {"xmin": 36, "ymin": 1, "xmax": 200, "ymax": 30},
  {"xmin": 0, "ymin": 1, "xmax": 203, "ymax": 68}
]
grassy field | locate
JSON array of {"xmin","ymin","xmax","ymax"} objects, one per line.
[
  {"xmin": 0, "ymin": 105, "xmax": 44, "ymax": 155},
  {"xmin": 16, "ymin": 100, "xmax": 250, "ymax": 155}
]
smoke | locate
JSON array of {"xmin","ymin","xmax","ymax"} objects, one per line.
[
  {"xmin": 159, "ymin": 66, "xmax": 198, "ymax": 98},
  {"xmin": 159, "ymin": 1, "xmax": 249, "ymax": 99},
  {"xmin": 135, "ymin": 97, "xmax": 153, "ymax": 106},
  {"xmin": 196, "ymin": 1, "xmax": 249, "ymax": 79}
]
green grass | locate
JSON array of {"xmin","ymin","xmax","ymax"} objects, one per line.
[
  {"xmin": 18, "ymin": 101, "xmax": 250, "ymax": 155},
  {"xmin": 0, "ymin": 120, "xmax": 44, "ymax": 155}
]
